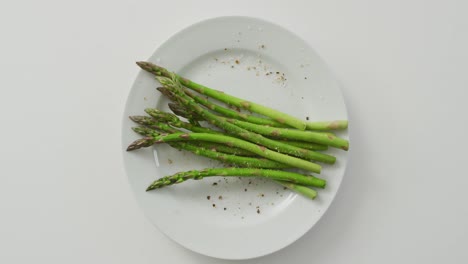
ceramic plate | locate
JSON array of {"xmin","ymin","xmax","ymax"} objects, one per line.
[{"xmin": 122, "ymin": 16, "xmax": 348, "ymax": 260}]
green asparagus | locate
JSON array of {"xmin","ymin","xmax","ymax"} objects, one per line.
[
  {"xmin": 137, "ymin": 61, "xmax": 308, "ymax": 130},
  {"xmin": 145, "ymin": 108, "xmax": 336, "ymax": 163},
  {"xmin": 162, "ymin": 105, "xmax": 329, "ymax": 151},
  {"xmin": 156, "ymin": 76, "xmax": 335, "ymax": 164},
  {"xmin": 126, "ymin": 60, "xmax": 350, "ymax": 199},
  {"xmin": 133, "ymin": 126, "xmax": 320, "ymax": 199},
  {"xmin": 132, "ymin": 126, "xmax": 287, "ymax": 169},
  {"xmin": 130, "ymin": 115, "xmax": 256, "ymax": 157},
  {"xmin": 159, "ymin": 86, "xmax": 287, "ymax": 127},
  {"xmin": 146, "ymin": 167, "xmax": 326, "ymax": 191},
  {"xmin": 220, "ymin": 116, "xmax": 349, "ymax": 150},
  {"xmin": 278, "ymin": 181, "xmax": 318, "ymax": 200},
  {"xmin": 126, "ymin": 132, "xmax": 322, "ymax": 173}
]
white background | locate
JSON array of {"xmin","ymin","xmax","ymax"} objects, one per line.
[{"xmin": 1, "ymin": 0, "xmax": 467, "ymax": 263}]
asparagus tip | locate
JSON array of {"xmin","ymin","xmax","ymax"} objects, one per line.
[
  {"xmin": 136, "ymin": 61, "xmax": 146, "ymax": 68},
  {"xmin": 157, "ymin": 86, "xmax": 173, "ymax": 97},
  {"xmin": 144, "ymin": 108, "xmax": 161, "ymax": 114},
  {"xmin": 126, "ymin": 137, "xmax": 154, "ymax": 151},
  {"xmin": 126, "ymin": 143, "xmax": 139, "ymax": 151},
  {"xmin": 129, "ymin": 115, "xmax": 148, "ymax": 124}
]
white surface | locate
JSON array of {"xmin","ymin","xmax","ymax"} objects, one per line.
[
  {"xmin": 122, "ymin": 16, "xmax": 348, "ymax": 259},
  {"xmin": 1, "ymin": 0, "xmax": 468, "ymax": 263}
]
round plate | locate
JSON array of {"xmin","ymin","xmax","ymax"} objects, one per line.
[{"xmin": 122, "ymin": 16, "xmax": 348, "ymax": 260}]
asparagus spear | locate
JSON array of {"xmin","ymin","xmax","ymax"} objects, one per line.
[
  {"xmin": 145, "ymin": 108, "xmax": 336, "ymax": 163},
  {"xmin": 146, "ymin": 167, "xmax": 326, "ymax": 191},
  {"xmin": 189, "ymin": 142, "xmax": 257, "ymax": 157},
  {"xmin": 150, "ymin": 106, "xmax": 345, "ymax": 151},
  {"xmin": 220, "ymin": 116, "xmax": 349, "ymax": 150},
  {"xmin": 137, "ymin": 61, "xmax": 308, "ymax": 130},
  {"xmin": 278, "ymin": 181, "xmax": 318, "ymax": 200},
  {"xmin": 133, "ymin": 126, "xmax": 317, "ymax": 199},
  {"xmin": 168, "ymin": 102, "xmax": 203, "ymax": 122},
  {"xmin": 158, "ymin": 87, "xmax": 349, "ymax": 150},
  {"xmin": 165, "ymin": 104, "xmax": 329, "ymax": 151},
  {"xmin": 186, "ymin": 85, "xmax": 347, "ymax": 131},
  {"xmin": 165, "ymin": 88, "xmax": 345, "ymax": 132},
  {"xmin": 160, "ymin": 87, "xmax": 287, "ymax": 128},
  {"xmin": 126, "ymin": 133, "xmax": 322, "ymax": 173},
  {"xmin": 145, "ymin": 108, "xmax": 218, "ymax": 134},
  {"xmin": 129, "ymin": 116, "xmax": 256, "ymax": 157},
  {"xmin": 279, "ymin": 140, "xmax": 328, "ymax": 151},
  {"xmin": 132, "ymin": 126, "xmax": 288, "ymax": 169},
  {"xmin": 306, "ymin": 120, "xmax": 348, "ymax": 131},
  {"xmin": 155, "ymin": 77, "xmax": 335, "ymax": 164},
  {"xmin": 129, "ymin": 115, "xmax": 178, "ymax": 132}
]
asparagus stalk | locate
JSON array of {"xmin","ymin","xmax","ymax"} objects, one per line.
[
  {"xmin": 129, "ymin": 115, "xmax": 178, "ymax": 132},
  {"xmin": 156, "ymin": 77, "xmax": 335, "ymax": 165},
  {"xmin": 165, "ymin": 105, "xmax": 329, "ymax": 151},
  {"xmin": 159, "ymin": 87, "xmax": 287, "ymax": 128},
  {"xmin": 145, "ymin": 108, "xmax": 336, "ymax": 163},
  {"xmin": 278, "ymin": 182, "xmax": 318, "ymax": 200},
  {"xmin": 129, "ymin": 116, "xmax": 255, "ymax": 157},
  {"xmin": 307, "ymin": 120, "xmax": 348, "ymax": 131},
  {"xmin": 189, "ymin": 142, "xmax": 257, "ymax": 157},
  {"xmin": 137, "ymin": 61, "xmax": 308, "ymax": 130},
  {"xmin": 146, "ymin": 167, "xmax": 326, "ymax": 191},
  {"xmin": 159, "ymin": 93, "xmax": 349, "ymax": 150},
  {"xmin": 219, "ymin": 116, "xmax": 349, "ymax": 150},
  {"xmin": 132, "ymin": 126, "xmax": 288, "ymax": 169},
  {"xmin": 168, "ymin": 102, "xmax": 203, "ymax": 122},
  {"xmin": 159, "ymin": 100, "xmax": 346, "ymax": 150},
  {"xmin": 126, "ymin": 133, "xmax": 322, "ymax": 173},
  {"xmin": 133, "ymin": 126, "xmax": 317, "ymax": 199},
  {"xmin": 278, "ymin": 140, "xmax": 328, "ymax": 151},
  {"xmin": 165, "ymin": 87, "xmax": 346, "ymax": 132},
  {"xmin": 145, "ymin": 108, "xmax": 217, "ymax": 134},
  {"xmin": 185, "ymin": 87, "xmax": 347, "ymax": 131},
  {"xmin": 139, "ymin": 62, "xmax": 348, "ymax": 131}
]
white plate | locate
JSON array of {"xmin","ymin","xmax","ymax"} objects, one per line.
[{"xmin": 122, "ymin": 16, "xmax": 348, "ymax": 260}]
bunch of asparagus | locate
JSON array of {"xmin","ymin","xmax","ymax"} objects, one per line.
[{"xmin": 126, "ymin": 61, "xmax": 349, "ymax": 200}]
